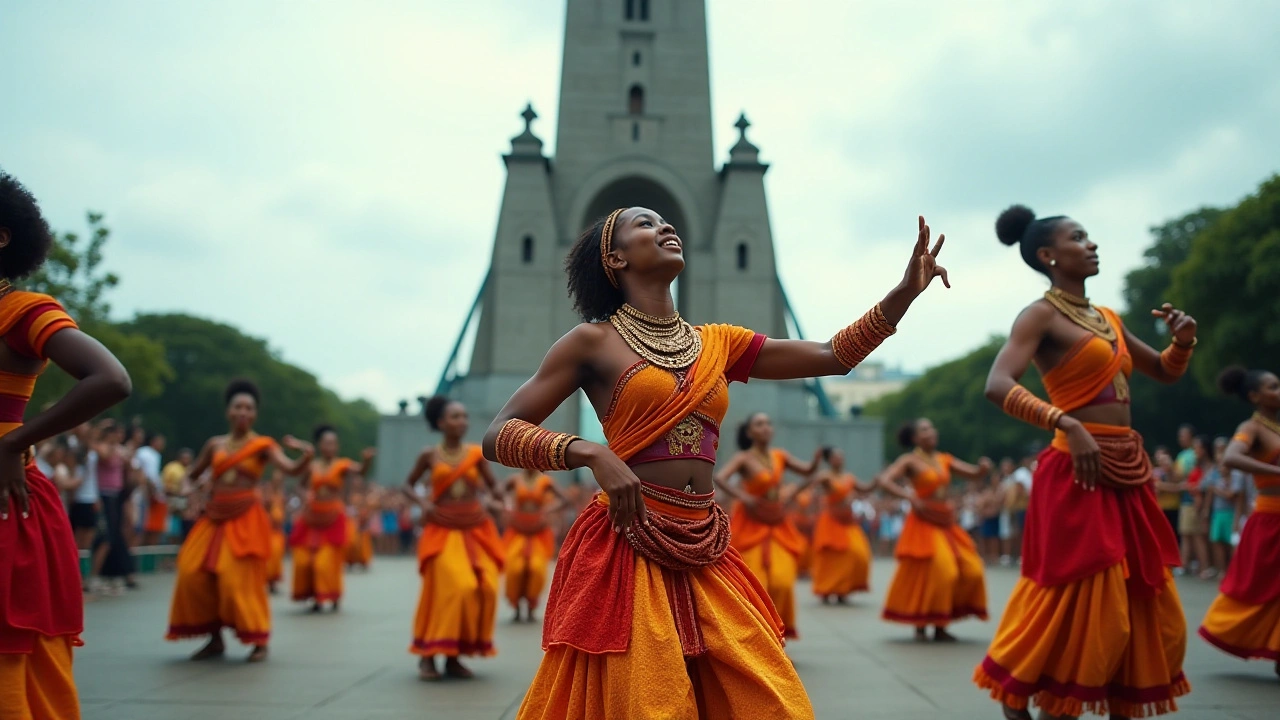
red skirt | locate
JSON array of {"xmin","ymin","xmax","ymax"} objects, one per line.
[{"xmin": 0, "ymin": 466, "xmax": 84, "ymax": 653}]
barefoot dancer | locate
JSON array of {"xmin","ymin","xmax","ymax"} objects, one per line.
[
  {"xmin": 484, "ymin": 207, "xmax": 949, "ymax": 718},
  {"xmin": 973, "ymin": 205, "xmax": 1193, "ymax": 718},
  {"xmin": 165, "ymin": 379, "xmax": 314, "ymax": 663},
  {"xmin": 0, "ymin": 170, "xmax": 132, "ymax": 719},
  {"xmin": 405, "ymin": 396, "xmax": 505, "ymax": 680},
  {"xmin": 1199, "ymin": 366, "xmax": 1280, "ymax": 679},
  {"xmin": 714, "ymin": 413, "xmax": 821, "ymax": 639},
  {"xmin": 291, "ymin": 426, "xmax": 373, "ymax": 611},
  {"xmin": 878, "ymin": 418, "xmax": 991, "ymax": 641},
  {"xmin": 810, "ymin": 448, "xmax": 875, "ymax": 603}
]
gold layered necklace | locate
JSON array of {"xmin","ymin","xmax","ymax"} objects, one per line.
[
  {"xmin": 913, "ymin": 447, "xmax": 941, "ymax": 470},
  {"xmin": 436, "ymin": 442, "xmax": 466, "ymax": 466},
  {"xmin": 609, "ymin": 303, "xmax": 702, "ymax": 370},
  {"xmin": 1253, "ymin": 412, "xmax": 1280, "ymax": 438},
  {"xmin": 0, "ymin": 280, "xmax": 14, "ymax": 302},
  {"xmin": 1043, "ymin": 287, "xmax": 1116, "ymax": 342}
]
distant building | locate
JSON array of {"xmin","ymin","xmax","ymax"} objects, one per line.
[{"xmin": 823, "ymin": 362, "xmax": 919, "ymax": 418}]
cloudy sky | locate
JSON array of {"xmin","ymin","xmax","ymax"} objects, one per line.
[{"xmin": 4, "ymin": 1, "xmax": 1278, "ymax": 411}]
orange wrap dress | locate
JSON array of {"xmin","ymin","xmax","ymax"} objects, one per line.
[
  {"xmin": 882, "ymin": 453, "xmax": 987, "ymax": 627},
  {"xmin": 265, "ymin": 489, "xmax": 286, "ymax": 586},
  {"xmin": 974, "ymin": 307, "xmax": 1189, "ymax": 718},
  {"xmin": 345, "ymin": 491, "xmax": 374, "ymax": 568},
  {"xmin": 811, "ymin": 475, "xmax": 872, "ymax": 598},
  {"xmin": 291, "ymin": 460, "xmax": 352, "ymax": 603},
  {"xmin": 730, "ymin": 449, "xmax": 807, "ymax": 638},
  {"xmin": 516, "ymin": 324, "xmax": 813, "ymax": 720},
  {"xmin": 167, "ymin": 436, "xmax": 277, "ymax": 646},
  {"xmin": 410, "ymin": 445, "xmax": 505, "ymax": 658},
  {"xmin": 0, "ymin": 293, "xmax": 85, "ymax": 720},
  {"xmin": 503, "ymin": 474, "xmax": 557, "ymax": 611},
  {"xmin": 1199, "ymin": 435, "xmax": 1280, "ymax": 663}
]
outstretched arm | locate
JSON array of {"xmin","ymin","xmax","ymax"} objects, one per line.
[
  {"xmin": 875, "ymin": 455, "xmax": 916, "ymax": 502},
  {"xmin": 482, "ymin": 324, "xmax": 647, "ymax": 531},
  {"xmin": 1127, "ymin": 304, "xmax": 1197, "ymax": 385},
  {"xmin": 270, "ymin": 436, "xmax": 315, "ymax": 476},
  {"xmin": 750, "ymin": 217, "xmax": 949, "ymax": 381},
  {"xmin": 712, "ymin": 454, "xmax": 751, "ymax": 504},
  {"xmin": 950, "ymin": 456, "xmax": 993, "ymax": 481}
]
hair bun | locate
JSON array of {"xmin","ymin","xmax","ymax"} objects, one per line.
[
  {"xmin": 996, "ymin": 205, "xmax": 1036, "ymax": 246},
  {"xmin": 1217, "ymin": 365, "xmax": 1248, "ymax": 398}
]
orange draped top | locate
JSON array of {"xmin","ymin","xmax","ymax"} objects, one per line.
[
  {"xmin": 893, "ymin": 453, "xmax": 977, "ymax": 560},
  {"xmin": 417, "ymin": 445, "xmax": 504, "ymax": 569},
  {"xmin": 311, "ymin": 458, "xmax": 354, "ymax": 493},
  {"xmin": 825, "ymin": 475, "xmax": 857, "ymax": 506},
  {"xmin": 514, "ymin": 474, "xmax": 554, "ymax": 507},
  {"xmin": 813, "ymin": 474, "xmax": 861, "ymax": 551},
  {"xmin": 1042, "ymin": 306, "xmax": 1131, "ymax": 414},
  {"xmin": 0, "ymin": 293, "xmax": 77, "ymax": 436},
  {"xmin": 1233, "ymin": 426, "xmax": 1280, "ymax": 492},
  {"xmin": 0, "ymin": 293, "xmax": 84, "ymax": 653},
  {"xmin": 601, "ymin": 324, "xmax": 762, "ymax": 462},
  {"xmin": 729, "ymin": 448, "xmax": 808, "ymax": 556},
  {"xmin": 204, "ymin": 436, "xmax": 277, "ymax": 561}
]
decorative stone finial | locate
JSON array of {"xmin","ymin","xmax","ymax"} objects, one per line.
[
  {"xmin": 510, "ymin": 102, "xmax": 545, "ymax": 156},
  {"xmin": 728, "ymin": 111, "xmax": 761, "ymax": 165}
]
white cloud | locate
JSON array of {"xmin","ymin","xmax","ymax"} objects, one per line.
[{"xmin": 2, "ymin": 0, "xmax": 1277, "ymax": 412}]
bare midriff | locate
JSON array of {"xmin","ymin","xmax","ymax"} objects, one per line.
[
  {"xmin": 1066, "ymin": 401, "xmax": 1131, "ymax": 429},
  {"xmin": 630, "ymin": 459, "xmax": 716, "ymax": 494}
]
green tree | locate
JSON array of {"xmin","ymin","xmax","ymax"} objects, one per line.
[
  {"xmin": 864, "ymin": 336, "xmax": 1050, "ymax": 463},
  {"xmin": 1120, "ymin": 207, "xmax": 1239, "ymax": 444},
  {"xmin": 117, "ymin": 314, "xmax": 378, "ymax": 455},
  {"xmin": 1170, "ymin": 174, "xmax": 1280, "ymax": 392},
  {"xmin": 26, "ymin": 213, "xmax": 171, "ymax": 410}
]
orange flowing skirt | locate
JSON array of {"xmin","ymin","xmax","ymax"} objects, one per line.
[
  {"xmin": 410, "ymin": 518, "xmax": 503, "ymax": 658},
  {"xmin": 267, "ymin": 530, "xmax": 285, "ymax": 584},
  {"xmin": 166, "ymin": 501, "xmax": 272, "ymax": 645},
  {"xmin": 974, "ymin": 566, "xmax": 1189, "ymax": 718},
  {"xmin": 518, "ymin": 492, "xmax": 814, "ymax": 720},
  {"xmin": 504, "ymin": 519, "xmax": 555, "ymax": 610},
  {"xmin": 811, "ymin": 511, "xmax": 871, "ymax": 597},
  {"xmin": 1199, "ymin": 497, "xmax": 1280, "ymax": 662},
  {"xmin": 345, "ymin": 517, "xmax": 373, "ymax": 566},
  {"xmin": 882, "ymin": 512, "xmax": 986, "ymax": 626},
  {"xmin": 0, "ymin": 634, "xmax": 79, "ymax": 720},
  {"xmin": 730, "ymin": 505, "xmax": 807, "ymax": 639}
]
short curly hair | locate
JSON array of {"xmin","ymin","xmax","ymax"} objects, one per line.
[
  {"xmin": 0, "ymin": 170, "xmax": 55, "ymax": 280},
  {"xmin": 224, "ymin": 378, "xmax": 261, "ymax": 407},
  {"xmin": 565, "ymin": 214, "xmax": 626, "ymax": 322}
]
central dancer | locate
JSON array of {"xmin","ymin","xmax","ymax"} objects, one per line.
[{"xmin": 483, "ymin": 207, "xmax": 950, "ymax": 719}]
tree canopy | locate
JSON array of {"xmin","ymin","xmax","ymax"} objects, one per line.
[
  {"xmin": 865, "ymin": 173, "xmax": 1280, "ymax": 461},
  {"xmin": 25, "ymin": 213, "xmax": 379, "ymax": 457}
]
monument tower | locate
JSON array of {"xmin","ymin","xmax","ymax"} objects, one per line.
[{"xmin": 376, "ymin": 0, "xmax": 882, "ymax": 485}]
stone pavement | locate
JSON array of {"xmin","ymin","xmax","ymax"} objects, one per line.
[{"xmin": 79, "ymin": 557, "xmax": 1276, "ymax": 719}]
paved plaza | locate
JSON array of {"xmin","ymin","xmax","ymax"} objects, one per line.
[{"xmin": 79, "ymin": 557, "xmax": 1276, "ymax": 719}]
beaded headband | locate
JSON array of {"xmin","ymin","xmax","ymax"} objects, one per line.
[{"xmin": 599, "ymin": 207, "xmax": 627, "ymax": 289}]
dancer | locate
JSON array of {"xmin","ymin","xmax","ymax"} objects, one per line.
[
  {"xmin": 404, "ymin": 396, "xmax": 505, "ymax": 680},
  {"xmin": 0, "ymin": 170, "xmax": 132, "ymax": 719},
  {"xmin": 810, "ymin": 448, "xmax": 875, "ymax": 603},
  {"xmin": 291, "ymin": 426, "xmax": 373, "ymax": 611},
  {"xmin": 483, "ymin": 207, "xmax": 948, "ymax": 718},
  {"xmin": 264, "ymin": 469, "xmax": 287, "ymax": 595},
  {"xmin": 1199, "ymin": 366, "xmax": 1280, "ymax": 677},
  {"xmin": 714, "ymin": 412, "xmax": 821, "ymax": 639},
  {"xmin": 878, "ymin": 418, "xmax": 990, "ymax": 640},
  {"xmin": 973, "ymin": 205, "xmax": 1192, "ymax": 718},
  {"xmin": 345, "ymin": 475, "xmax": 377, "ymax": 570},
  {"xmin": 165, "ymin": 379, "xmax": 314, "ymax": 662},
  {"xmin": 503, "ymin": 468, "xmax": 569, "ymax": 622}
]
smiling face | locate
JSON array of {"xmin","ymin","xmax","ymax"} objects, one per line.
[
  {"xmin": 913, "ymin": 418, "xmax": 939, "ymax": 452},
  {"xmin": 603, "ymin": 206, "xmax": 685, "ymax": 288},
  {"xmin": 439, "ymin": 401, "xmax": 469, "ymax": 441},
  {"xmin": 1039, "ymin": 218, "xmax": 1100, "ymax": 281}
]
